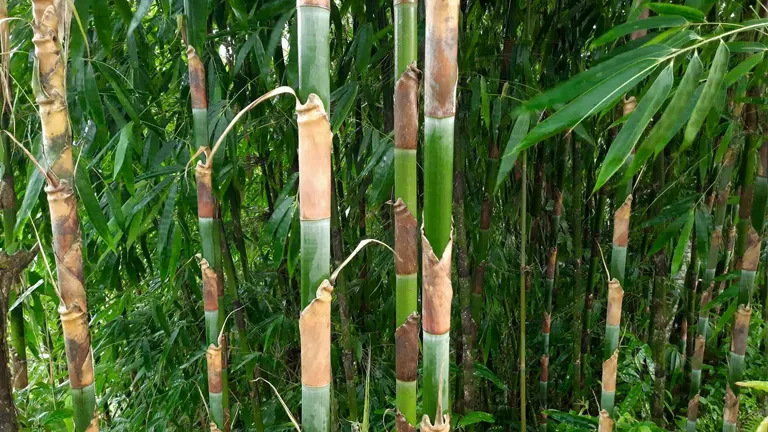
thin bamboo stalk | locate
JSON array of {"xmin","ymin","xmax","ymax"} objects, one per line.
[
  {"xmin": 520, "ymin": 151, "xmax": 528, "ymax": 431},
  {"xmin": 31, "ymin": 2, "xmax": 98, "ymax": 429},
  {"xmin": 572, "ymin": 137, "xmax": 584, "ymax": 406},
  {"xmin": 188, "ymin": 46, "xmax": 229, "ymax": 430},
  {"xmin": 394, "ymin": 57, "xmax": 421, "ymax": 425},
  {"xmin": 423, "ymin": 0, "xmax": 459, "ymax": 423}
]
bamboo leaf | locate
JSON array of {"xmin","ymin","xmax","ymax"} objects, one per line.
[
  {"xmin": 591, "ymin": 16, "xmax": 688, "ymax": 48},
  {"xmin": 725, "ymin": 41, "xmax": 766, "ymax": 53},
  {"xmin": 458, "ymin": 412, "xmax": 496, "ymax": 427},
  {"xmin": 516, "ymin": 58, "xmax": 662, "ymax": 159},
  {"xmin": 92, "ymin": 3, "xmax": 113, "ymax": 53},
  {"xmin": 355, "ymin": 23, "xmax": 374, "ymax": 75},
  {"xmin": 14, "ymin": 151, "xmax": 45, "ymax": 238},
  {"xmin": 649, "ymin": 212, "xmax": 688, "ymax": 256},
  {"xmin": 127, "ymin": 0, "xmax": 152, "ymax": 37},
  {"xmin": 594, "ymin": 64, "xmax": 674, "ymax": 192},
  {"xmin": 725, "ymin": 52, "xmax": 763, "ymax": 86},
  {"xmin": 646, "ymin": 3, "xmax": 706, "ymax": 21},
  {"xmin": 523, "ymin": 44, "xmax": 673, "ymax": 111},
  {"xmin": 157, "ymin": 182, "xmax": 178, "ymax": 256},
  {"xmin": 495, "ymin": 113, "xmax": 530, "ymax": 193},
  {"xmin": 331, "ymin": 81, "xmax": 358, "ymax": 134},
  {"xmin": 481, "ymin": 76, "xmax": 490, "ymax": 130},
  {"xmin": 625, "ymin": 54, "xmax": 704, "ymax": 182},
  {"xmin": 114, "ymin": 122, "xmax": 134, "ymax": 181},
  {"xmin": 736, "ymin": 381, "xmax": 768, "ymax": 392},
  {"xmin": 671, "ymin": 210, "xmax": 694, "ymax": 274},
  {"xmin": 682, "ymin": 43, "xmax": 730, "ymax": 151},
  {"xmin": 75, "ymin": 165, "xmax": 115, "ymax": 250},
  {"xmin": 702, "ymin": 283, "xmax": 738, "ymax": 311},
  {"xmin": 183, "ymin": 0, "xmax": 208, "ymax": 52}
]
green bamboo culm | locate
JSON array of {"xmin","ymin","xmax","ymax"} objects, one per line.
[
  {"xmin": 297, "ymin": 0, "xmax": 330, "ymax": 309},
  {"xmin": 32, "ymin": 1, "xmax": 99, "ymax": 429},
  {"xmin": 393, "ymin": 0, "xmax": 420, "ymax": 422},
  {"xmin": 520, "ymin": 151, "xmax": 528, "ymax": 431},
  {"xmin": 187, "ymin": 45, "xmax": 230, "ymax": 430},
  {"xmin": 296, "ymin": 2, "xmax": 331, "ymax": 426},
  {"xmin": 422, "ymin": 0, "xmax": 459, "ymax": 426},
  {"xmin": 688, "ymin": 147, "xmax": 737, "ymax": 432},
  {"xmin": 297, "ymin": 93, "xmax": 333, "ymax": 432},
  {"xmin": 571, "ymin": 137, "xmax": 584, "ymax": 406}
]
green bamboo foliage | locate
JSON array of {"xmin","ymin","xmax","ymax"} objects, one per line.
[
  {"xmin": 422, "ymin": 0, "xmax": 459, "ymax": 425},
  {"xmin": 31, "ymin": 2, "xmax": 98, "ymax": 429},
  {"xmin": 296, "ymin": 93, "xmax": 333, "ymax": 431},
  {"xmin": 393, "ymin": 18, "xmax": 420, "ymax": 420},
  {"xmin": 188, "ymin": 47, "xmax": 229, "ymax": 430}
]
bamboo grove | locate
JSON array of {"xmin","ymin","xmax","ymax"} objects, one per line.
[{"xmin": 1, "ymin": 0, "xmax": 768, "ymax": 431}]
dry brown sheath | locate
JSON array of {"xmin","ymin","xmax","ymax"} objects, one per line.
[
  {"xmin": 741, "ymin": 227, "xmax": 761, "ymax": 271},
  {"xmin": 394, "ymin": 198, "xmax": 418, "ymax": 275},
  {"xmin": 542, "ymin": 312, "xmax": 551, "ymax": 335},
  {"xmin": 692, "ymin": 335, "xmax": 705, "ymax": 370},
  {"xmin": 546, "ymin": 248, "xmax": 557, "ymax": 280},
  {"xmin": 59, "ymin": 302, "xmax": 94, "ymax": 388},
  {"xmin": 730, "ymin": 305, "xmax": 751, "ymax": 356},
  {"xmin": 196, "ymin": 162, "xmax": 215, "ymax": 218},
  {"xmin": 394, "ymin": 63, "xmax": 421, "ymax": 151},
  {"xmin": 723, "ymin": 387, "xmax": 739, "ymax": 424},
  {"xmin": 421, "ymin": 414, "xmax": 450, "ymax": 432},
  {"xmin": 540, "ymin": 355, "xmax": 549, "ymax": 382},
  {"xmin": 598, "ymin": 410, "xmax": 614, "ymax": 432},
  {"xmin": 480, "ymin": 197, "xmax": 492, "ymax": 227},
  {"xmin": 601, "ymin": 350, "xmax": 618, "ymax": 392},
  {"xmin": 612, "ymin": 195, "xmax": 632, "ymax": 247},
  {"xmin": 201, "ymin": 259, "xmax": 219, "ymax": 312},
  {"xmin": 187, "ymin": 47, "xmax": 207, "ymax": 109},
  {"xmin": 424, "ymin": 0, "xmax": 459, "ymax": 118},
  {"xmin": 297, "ymin": 94, "xmax": 332, "ymax": 221},
  {"xmin": 553, "ymin": 191, "xmax": 563, "ymax": 217},
  {"xmin": 297, "ymin": 0, "xmax": 330, "ymax": 8},
  {"xmin": 422, "ymin": 228, "xmax": 453, "ymax": 335},
  {"xmin": 396, "ymin": 412, "xmax": 417, "ymax": 432},
  {"xmin": 739, "ymin": 184, "xmax": 754, "ymax": 220},
  {"xmin": 688, "ymin": 395, "xmax": 700, "ymax": 421},
  {"xmin": 300, "ymin": 280, "xmax": 333, "ymax": 387},
  {"xmin": 206, "ymin": 343, "xmax": 223, "ymax": 393},
  {"xmin": 395, "ymin": 313, "xmax": 420, "ymax": 382},
  {"xmin": 606, "ymin": 279, "xmax": 624, "ymax": 327}
]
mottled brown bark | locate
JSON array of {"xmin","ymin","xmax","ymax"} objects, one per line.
[
  {"xmin": 601, "ymin": 351, "xmax": 618, "ymax": 393},
  {"xmin": 396, "ymin": 412, "xmax": 417, "ymax": 432},
  {"xmin": 731, "ymin": 305, "xmax": 751, "ymax": 356},
  {"xmin": 606, "ymin": 279, "xmax": 624, "ymax": 327},
  {"xmin": 394, "ymin": 199, "xmax": 418, "ymax": 275},
  {"xmin": 0, "ymin": 249, "xmax": 37, "ymax": 432},
  {"xmin": 598, "ymin": 410, "xmax": 613, "ymax": 432},
  {"xmin": 724, "ymin": 388, "xmax": 739, "ymax": 424},
  {"xmin": 422, "ymin": 230, "xmax": 453, "ymax": 335},
  {"xmin": 187, "ymin": 47, "xmax": 207, "ymax": 109},
  {"xmin": 424, "ymin": 0, "xmax": 459, "ymax": 118},
  {"xmin": 394, "ymin": 64, "xmax": 421, "ymax": 151},
  {"xmin": 613, "ymin": 195, "xmax": 632, "ymax": 248},
  {"xmin": 688, "ymin": 394, "xmax": 700, "ymax": 422},
  {"xmin": 396, "ymin": 313, "xmax": 420, "ymax": 382}
]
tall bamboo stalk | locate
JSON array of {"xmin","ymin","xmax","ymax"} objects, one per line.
[
  {"xmin": 31, "ymin": 1, "xmax": 98, "ymax": 429},
  {"xmin": 393, "ymin": 43, "xmax": 420, "ymax": 425},
  {"xmin": 572, "ymin": 137, "xmax": 584, "ymax": 406},
  {"xmin": 297, "ymin": 0, "xmax": 330, "ymax": 310},
  {"xmin": 688, "ymin": 147, "xmax": 737, "ymax": 431},
  {"xmin": 422, "ymin": 0, "xmax": 459, "ymax": 424},
  {"xmin": 650, "ymin": 154, "xmax": 668, "ymax": 424},
  {"xmin": 519, "ymin": 151, "xmax": 528, "ymax": 431},
  {"xmin": 188, "ymin": 47, "xmax": 230, "ymax": 431},
  {"xmin": 0, "ymin": 0, "xmax": 27, "ymax": 392},
  {"xmin": 295, "ymin": 92, "xmax": 333, "ymax": 431}
]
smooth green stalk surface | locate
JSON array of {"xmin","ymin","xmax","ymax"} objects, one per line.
[
  {"xmin": 298, "ymin": 6, "xmax": 330, "ymax": 109},
  {"xmin": 423, "ymin": 332, "xmax": 449, "ymax": 421},
  {"xmin": 396, "ymin": 380, "xmax": 417, "ymax": 424},
  {"xmin": 300, "ymin": 219, "xmax": 331, "ymax": 309},
  {"xmin": 395, "ymin": 274, "xmax": 417, "ymax": 326},
  {"xmin": 71, "ymin": 382, "xmax": 97, "ymax": 432},
  {"xmin": 394, "ymin": 3, "xmax": 417, "ymax": 78},
  {"xmin": 302, "ymin": 385, "xmax": 331, "ymax": 432},
  {"xmin": 520, "ymin": 151, "xmax": 528, "ymax": 431},
  {"xmin": 424, "ymin": 117, "xmax": 455, "ymax": 257}
]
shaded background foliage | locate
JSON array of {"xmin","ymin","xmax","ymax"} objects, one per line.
[{"xmin": 1, "ymin": 0, "xmax": 767, "ymax": 430}]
